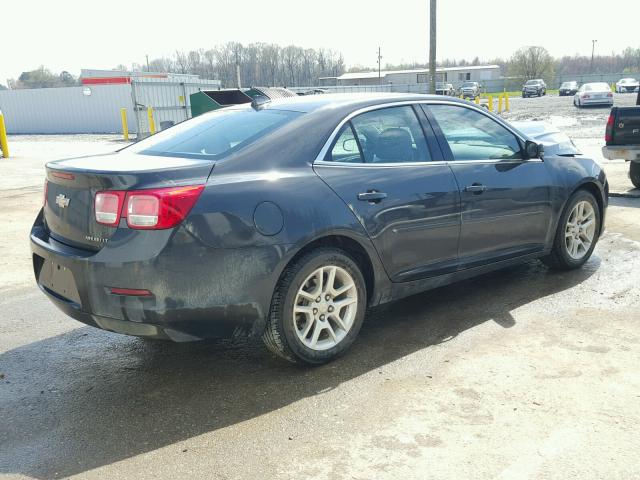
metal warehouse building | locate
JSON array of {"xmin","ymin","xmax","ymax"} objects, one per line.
[
  {"xmin": 323, "ymin": 65, "xmax": 501, "ymax": 88},
  {"xmin": 0, "ymin": 69, "xmax": 221, "ymax": 135}
]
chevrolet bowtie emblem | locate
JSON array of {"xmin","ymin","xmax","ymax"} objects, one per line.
[{"xmin": 55, "ymin": 194, "xmax": 70, "ymax": 208}]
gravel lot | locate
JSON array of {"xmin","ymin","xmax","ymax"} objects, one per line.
[{"xmin": 1, "ymin": 96, "xmax": 639, "ymax": 480}]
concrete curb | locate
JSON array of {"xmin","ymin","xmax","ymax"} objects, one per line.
[{"xmin": 609, "ymin": 191, "xmax": 640, "ymax": 199}]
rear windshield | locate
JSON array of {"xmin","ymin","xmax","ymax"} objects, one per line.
[
  {"xmin": 127, "ymin": 108, "xmax": 302, "ymax": 160},
  {"xmin": 525, "ymin": 80, "xmax": 542, "ymax": 85},
  {"xmin": 461, "ymin": 82, "xmax": 477, "ymax": 88},
  {"xmin": 583, "ymin": 83, "xmax": 610, "ymax": 91}
]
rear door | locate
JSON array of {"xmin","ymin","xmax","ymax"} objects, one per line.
[
  {"xmin": 314, "ymin": 104, "xmax": 461, "ymax": 282},
  {"xmin": 423, "ymin": 103, "xmax": 553, "ymax": 268}
]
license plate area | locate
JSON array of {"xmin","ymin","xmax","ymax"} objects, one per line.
[{"xmin": 39, "ymin": 259, "xmax": 81, "ymax": 304}]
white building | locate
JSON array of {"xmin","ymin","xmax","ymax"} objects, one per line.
[{"xmin": 324, "ymin": 65, "xmax": 501, "ymax": 87}]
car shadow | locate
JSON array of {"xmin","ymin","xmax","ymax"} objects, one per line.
[{"xmin": 0, "ymin": 257, "xmax": 600, "ymax": 479}]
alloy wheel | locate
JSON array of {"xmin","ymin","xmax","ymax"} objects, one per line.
[
  {"xmin": 293, "ymin": 265, "xmax": 358, "ymax": 351},
  {"xmin": 564, "ymin": 200, "xmax": 596, "ymax": 260}
]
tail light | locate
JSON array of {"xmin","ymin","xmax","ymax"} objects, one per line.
[
  {"xmin": 95, "ymin": 191, "xmax": 126, "ymax": 226},
  {"xmin": 607, "ymin": 92, "xmax": 613, "ymax": 98},
  {"xmin": 605, "ymin": 111, "xmax": 614, "ymax": 143},
  {"xmin": 94, "ymin": 185, "xmax": 204, "ymax": 230},
  {"xmin": 582, "ymin": 94, "xmax": 590, "ymax": 99}
]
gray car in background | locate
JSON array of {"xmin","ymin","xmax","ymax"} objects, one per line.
[{"xmin": 574, "ymin": 82, "xmax": 614, "ymax": 107}]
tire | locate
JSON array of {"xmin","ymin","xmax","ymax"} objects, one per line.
[
  {"xmin": 630, "ymin": 162, "xmax": 640, "ymax": 189},
  {"xmin": 543, "ymin": 190, "xmax": 601, "ymax": 270},
  {"xmin": 262, "ymin": 248, "xmax": 367, "ymax": 364}
]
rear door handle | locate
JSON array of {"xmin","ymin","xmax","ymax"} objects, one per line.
[
  {"xmin": 357, "ymin": 191, "xmax": 387, "ymax": 203},
  {"xmin": 464, "ymin": 183, "xmax": 487, "ymax": 194}
]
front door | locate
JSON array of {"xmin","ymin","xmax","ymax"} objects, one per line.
[
  {"xmin": 314, "ymin": 105, "xmax": 460, "ymax": 282},
  {"xmin": 424, "ymin": 103, "xmax": 553, "ymax": 268}
]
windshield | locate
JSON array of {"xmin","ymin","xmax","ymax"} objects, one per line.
[
  {"xmin": 126, "ymin": 108, "xmax": 302, "ymax": 160},
  {"xmin": 621, "ymin": 78, "xmax": 637, "ymax": 84},
  {"xmin": 525, "ymin": 80, "xmax": 541, "ymax": 86},
  {"xmin": 561, "ymin": 82, "xmax": 576, "ymax": 88},
  {"xmin": 461, "ymin": 82, "xmax": 476, "ymax": 88}
]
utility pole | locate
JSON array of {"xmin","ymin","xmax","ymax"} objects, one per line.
[
  {"xmin": 590, "ymin": 39, "xmax": 597, "ymax": 73},
  {"xmin": 429, "ymin": 0, "xmax": 437, "ymax": 95},
  {"xmin": 377, "ymin": 47, "xmax": 383, "ymax": 85},
  {"xmin": 145, "ymin": 54, "xmax": 150, "ymax": 72}
]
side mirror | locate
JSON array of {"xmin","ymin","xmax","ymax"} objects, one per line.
[{"xmin": 524, "ymin": 140, "xmax": 544, "ymax": 159}]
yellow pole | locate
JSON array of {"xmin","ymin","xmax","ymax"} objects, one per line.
[
  {"xmin": 147, "ymin": 106, "xmax": 156, "ymax": 135},
  {"xmin": 0, "ymin": 111, "xmax": 9, "ymax": 159},
  {"xmin": 120, "ymin": 108, "xmax": 129, "ymax": 141},
  {"xmin": 488, "ymin": 95, "xmax": 493, "ymax": 112},
  {"xmin": 505, "ymin": 93, "xmax": 510, "ymax": 111},
  {"xmin": 475, "ymin": 96, "xmax": 480, "ymax": 105},
  {"xmin": 498, "ymin": 94, "xmax": 503, "ymax": 113}
]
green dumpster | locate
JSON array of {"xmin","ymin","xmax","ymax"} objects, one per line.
[{"xmin": 190, "ymin": 87, "xmax": 298, "ymax": 117}]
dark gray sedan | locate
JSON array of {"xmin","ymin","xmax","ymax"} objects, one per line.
[{"xmin": 31, "ymin": 94, "xmax": 608, "ymax": 364}]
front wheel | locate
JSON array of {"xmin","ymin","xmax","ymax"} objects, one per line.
[
  {"xmin": 630, "ymin": 162, "xmax": 640, "ymax": 189},
  {"xmin": 263, "ymin": 248, "xmax": 367, "ymax": 364},
  {"xmin": 543, "ymin": 190, "xmax": 601, "ymax": 270}
]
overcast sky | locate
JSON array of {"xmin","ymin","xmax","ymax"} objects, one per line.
[{"xmin": 3, "ymin": 0, "xmax": 639, "ymax": 84}]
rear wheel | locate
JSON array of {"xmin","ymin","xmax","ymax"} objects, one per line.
[
  {"xmin": 262, "ymin": 248, "xmax": 367, "ymax": 364},
  {"xmin": 630, "ymin": 162, "xmax": 640, "ymax": 189},
  {"xmin": 543, "ymin": 190, "xmax": 600, "ymax": 270}
]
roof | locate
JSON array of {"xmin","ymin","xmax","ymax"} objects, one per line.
[
  {"xmin": 233, "ymin": 92, "xmax": 468, "ymax": 114},
  {"xmin": 337, "ymin": 64, "xmax": 501, "ymax": 81}
]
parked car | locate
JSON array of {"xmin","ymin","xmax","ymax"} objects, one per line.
[
  {"xmin": 459, "ymin": 81, "xmax": 481, "ymax": 98},
  {"xmin": 435, "ymin": 82, "xmax": 455, "ymax": 96},
  {"xmin": 574, "ymin": 82, "xmax": 614, "ymax": 108},
  {"xmin": 522, "ymin": 79, "xmax": 547, "ymax": 97},
  {"xmin": 615, "ymin": 78, "xmax": 639, "ymax": 93},
  {"xmin": 559, "ymin": 81, "xmax": 579, "ymax": 96},
  {"xmin": 602, "ymin": 105, "xmax": 640, "ymax": 188},
  {"xmin": 31, "ymin": 94, "xmax": 607, "ymax": 364},
  {"xmin": 297, "ymin": 88, "xmax": 329, "ymax": 96}
]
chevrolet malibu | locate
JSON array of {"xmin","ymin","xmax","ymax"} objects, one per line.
[{"xmin": 31, "ymin": 94, "xmax": 608, "ymax": 364}]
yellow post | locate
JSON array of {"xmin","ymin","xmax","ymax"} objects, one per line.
[
  {"xmin": 488, "ymin": 95, "xmax": 493, "ymax": 112},
  {"xmin": 505, "ymin": 93, "xmax": 510, "ymax": 111},
  {"xmin": 498, "ymin": 94, "xmax": 503, "ymax": 113},
  {"xmin": 0, "ymin": 111, "xmax": 9, "ymax": 159},
  {"xmin": 475, "ymin": 96, "xmax": 480, "ymax": 105},
  {"xmin": 147, "ymin": 106, "xmax": 156, "ymax": 135},
  {"xmin": 120, "ymin": 108, "xmax": 129, "ymax": 141}
]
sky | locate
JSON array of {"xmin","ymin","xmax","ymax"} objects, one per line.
[{"xmin": 3, "ymin": 0, "xmax": 639, "ymax": 84}]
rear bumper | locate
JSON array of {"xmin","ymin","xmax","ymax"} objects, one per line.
[
  {"xmin": 602, "ymin": 145, "xmax": 640, "ymax": 161},
  {"xmin": 30, "ymin": 210, "xmax": 287, "ymax": 341},
  {"xmin": 579, "ymin": 98, "xmax": 613, "ymax": 106}
]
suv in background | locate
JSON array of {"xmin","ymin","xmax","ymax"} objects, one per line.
[
  {"xmin": 459, "ymin": 81, "xmax": 481, "ymax": 99},
  {"xmin": 615, "ymin": 78, "xmax": 639, "ymax": 93},
  {"xmin": 522, "ymin": 79, "xmax": 547, "ymax": 97},
  {"xmin": 435, "ymin": 82, "xmax": 455, "ymax": 96}
]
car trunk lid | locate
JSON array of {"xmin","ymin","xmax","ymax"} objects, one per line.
[{"xmin": 44, "ymin": 152, "xmax": 214, "ymax": 251}]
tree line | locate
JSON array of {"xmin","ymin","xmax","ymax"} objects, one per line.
[{"xmin": 5, "ymin": 44, "xmax": 640, "ymax": 90}]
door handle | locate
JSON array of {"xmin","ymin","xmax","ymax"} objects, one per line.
[
  {"xmin": 464, "ymin": 183, "xmax": 487, "ymax": 194},
  {"xmin": 357, "ymin": 191, "xmax": 387, "ymax": 203}
]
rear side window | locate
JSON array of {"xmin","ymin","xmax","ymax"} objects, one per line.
[
  {"xmin": 326, "ymin": 106, "xmax": 432, "ymax": 164},
  {"xmin": 127, "ymin": 108, "xmax": 302, "ymax": 160},
  {"xmin": 428, "ymin": 105, "xmax": 522, "ymax": 161}
]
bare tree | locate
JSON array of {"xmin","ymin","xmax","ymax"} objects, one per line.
[{"xmin": 508, "ymin": 46, "xmax": 554, "ymax": 80}]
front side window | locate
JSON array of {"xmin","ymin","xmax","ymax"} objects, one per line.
[
  {"xmin": 349, "ymin": 106, "xmax": 432, "ymax": 163},
  {"xmin": 428, "ymin": 105, "xmax": 523, "ymax": 161},
  {"xmin": 127, "ymin": 107, "xmax": 302, "ymax": 160}
]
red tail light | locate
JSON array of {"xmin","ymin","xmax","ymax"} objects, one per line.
[
  {"xmin": 607, "ymin": 92, "xmax": 613, "ymax": 98},
  {"xmin": 582, "ymin": 94, "xmax": 590, "ymax": 99},
  {"xmin": 605, "ymin": 112, "xmax": 614, "ymax": 143},
  {"xmin": 94, "ymin": 185, "xmax": 204, "ymax": 230}
]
